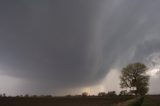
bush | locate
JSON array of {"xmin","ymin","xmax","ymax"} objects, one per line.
[
  {"xmin": 82, "ymin": 92, "xmax": 88, "ymax": 97},
  {"xmin": 107, "ymin": 91, "xmax": 117, "ymax": 96},
  {"xmin": 98, "ymin": 92, "xmax": 106, "ymax": 96}
]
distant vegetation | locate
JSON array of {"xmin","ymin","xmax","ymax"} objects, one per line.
[{"xmin": 0, "ymin": 90, "xmax": 127, "ymax": 98}]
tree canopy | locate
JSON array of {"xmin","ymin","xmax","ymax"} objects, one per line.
[{"xmin": 120, "ymin": 62, "xmax": 149, "ymax": 95}]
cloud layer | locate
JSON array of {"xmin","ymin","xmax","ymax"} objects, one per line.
[{"xmin": 0, "ymin": 0, "xmax": 160, "ymax": 95}]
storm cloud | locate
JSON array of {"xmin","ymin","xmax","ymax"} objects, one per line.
[{"xmin": 0, "ymin": 0, "xmax": 160, "ymax": 95}]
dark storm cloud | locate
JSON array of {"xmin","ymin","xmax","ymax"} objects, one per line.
[
  {"xmin": 0, "ymin": 0, "xmax": 104, "ymax": 92},
  {"xmin": 0, "ymin": 0, "xmax": 160, "ymax": 94}
]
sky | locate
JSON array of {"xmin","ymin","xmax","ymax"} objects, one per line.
[{"xmin": 0, "ymin": 0, "xmax": 160, "ymax": 96}]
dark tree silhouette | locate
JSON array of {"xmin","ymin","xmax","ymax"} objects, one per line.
[{"xmin": 120, "ymin": 62, "xmax": 149, "ymax": 96}]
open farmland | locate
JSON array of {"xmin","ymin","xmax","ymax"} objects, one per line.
[
  {"xmin": 0, "ymin": 96, "xmax": 133, "ymax": 106},
  {"xmin": 142, "ymin": 95, "xmax": 160, "ymax": 106}
]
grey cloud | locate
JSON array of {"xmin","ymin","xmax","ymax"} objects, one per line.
[
  {"xmin": 0, "ymin": 0, "xmax": 104, "ymax": 94},
  {"xmin": 0, "ymin": 0, "xmax": 160, "ymax": 95}
]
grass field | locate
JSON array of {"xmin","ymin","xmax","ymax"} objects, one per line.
[
  {"xmin": 141, "ymin": 95, "xmax": 160, "ymax": 106},
  {"xmin": 0, "ymin": 96, "xmax": 133, "ymax": 106}
]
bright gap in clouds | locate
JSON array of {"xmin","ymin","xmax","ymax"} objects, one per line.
[
  {"xmin": 145, "ymin": 52, "xmax": 160, "ymax": 94},
  {"xmin": 0, "ymin": 75, "xmax": 25, "ymax": 96},
  {"xmin": 147, "ymin": 68, "xmax": 160, "ymax": 78},
  {"xmin": 146, "ymin": 52, "xmax": 160, "ymax": 78}
]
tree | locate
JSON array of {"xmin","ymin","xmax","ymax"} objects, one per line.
[
  {"xmin": 120, "ymin": 62, "xmax": 149, "ymax": 96},
  {"xmin": 82, "ymin": 92, "xmax": 88, "ymax": 97}
]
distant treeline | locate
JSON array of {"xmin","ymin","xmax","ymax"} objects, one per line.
[
  {"xmin": 1, "ymin": 91, "xmax": 159, "ymax": 98},
  {"xmin": 0, "ymin": 91, "xmax": 123, "ymax": 98}
]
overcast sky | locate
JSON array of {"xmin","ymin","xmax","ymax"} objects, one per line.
[{"xmin": 0, "ymin": 0, "xmax": 160, "ymax": 95}]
